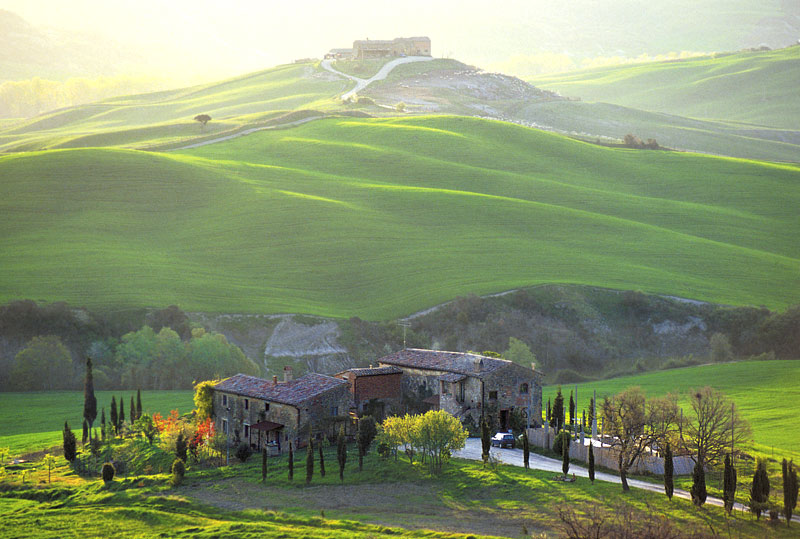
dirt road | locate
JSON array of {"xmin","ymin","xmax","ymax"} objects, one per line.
[{"xmin": 321, "ymin": 56, "xmax": 434, "ymax": 100}]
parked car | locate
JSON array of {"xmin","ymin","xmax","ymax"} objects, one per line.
[{"xmin": 491, "ymin": 432, "xmax": 515, "ymax": 448}]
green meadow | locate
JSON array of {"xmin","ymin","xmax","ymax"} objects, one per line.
[
  {"xmin": 0, "ymin": 390, "xmax": 194, "ymax": 457},
  {"xmin": 1, "ymin": 115, "xmax": 798, "ymax": 318},
  {"xmin": 532, "ymin": 46, "xmax": 800, "ymax": 129},
  {"xmin": 543, "ymin": 360, "xmax": 800, "ymax": 457}
]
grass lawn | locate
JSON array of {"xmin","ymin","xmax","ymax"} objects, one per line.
[
  {"xmin": 2, "ymin": 115, "xmax": 798, "ymax": 318},
  {"xmin": 0, "ymin": 390, "xmax": 194, "ymax": 457},
  {"xmin": 543, "ymin": 360, "xmax": 800, "ymax": 457}
]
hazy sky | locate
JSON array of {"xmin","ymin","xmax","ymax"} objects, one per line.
[{"xmin": 4, "ymin": 0, "xmax": 791, "ymax": 80}]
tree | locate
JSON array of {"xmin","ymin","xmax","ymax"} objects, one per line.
[
  {"xmin": 261, "ymin": 448, "xmax": 267, "ymax": 482},
  {"xmin": 664, "ymin": 442, "xmax": 674, "ymax": 500},
  {"xmin": 337, "ymin": 425, "xmax": 347, "ymax": 481},
  {"xmin": 522, "ymin": 430, "xmax": 530, "ymax": 469},
  {"xmin": 723, "ymin": 453, "xmax": 737, "ymax": 514},
  {"xmin": 132, "ymin": 415, "xmax": 158, "ymax": 444},
  {"xmin": 171, "ymin": 458, "xmax": 185, "ymax": 486},
  {"xmin": 136, "ymin": 389, "xmax": 143, "ymax": 421},
  {"xmin": 175, "ymin": 431, "xmax": 188, "ymax": 462},
  {"xmin": 682, "ymin": 387, "xmax": 751, "ymax": 469},
  {"xmin": 11, "ymin": 335, "xmax": 72, "ymax": 390},
  {"xmin": 709, "ymin": 333, "xmax": 733, "ymax": 362},
  {"xmin": 110, "ymin": 396, "xmax": 118, "ymax": 435},
  {"xmin": 357, "ymin": 416, "xmax": 377, "ymax": 471},
  {"xmin": 100, "ymin": 408, "xmax": 106, "ymax": 441},
  {"xmin": 552, "ymin": 387, "xmax": 564, "ymax": 432},
  {"xmin": 193, "ymin": 114, "xmax": 211, "ymax": 128},
  {"xmin": 414, "ymin": 410, "xmax": 468, "ymax": 473},
  {"xmin": 62, "ymin": 421, "xmax": 77, "ymax": 462},
  {"xmin": 569, "ymin": 391, "xmax": 575, "ymax": 429},
  {"xmin": 750, "ymin": 458, "xmax": 770, "ymax": 519},
  {"xmin": 119, "ymin": 397, "xmax": 125, "ymax": 426},
  {"xmin": 130, "ymin": 395, "xmax": 136, "ymax": 423},
  {"xmin": 600, "ymin": 387, "xmax": 679, "ymax": 491},
  {"xmin": 784, "ymin": 459, "xmax": 798, "ymax": 527},
  {"xmin": 42, "ymin": 454, "xmax": 56, "ymax": 483},
  {"xmin": 504, "ymin": 337, "xmax": 536, "ymax": 368},
  {"xmin": 691, "ymin": 459, "xmax": 707, "ymax": 506},
  {"xmin": 481, "ymin": 417, "xmax": 491, "ymax": 466},
  {"xmin": 318, "ymin": 443, "xmax": 326, "ymax": 477},
  {"xmin": 306, "ymin": 437, "xmax": 314, "ymax": 484},
  {"xmin": 562, "ymin": 431, "xmax": 570, "ymax": 476},
  {"xmin": 546, "ymin": 399, "xmax": 551, "ymax": 428},
  {"xmin": 193, "ymin": 379, "xmax": 217, "ymax": 419},
  {"xmin": 288, "ymin": 442, "xmax": 294, "ymax": 481},
  {"xmin": 588, "ymin": 397, "xmax": 595, "ymax": 430},
  {"xmin": 102, "ymin": 462, "xmax": 115, "ymax": 483},
  {"xmin": 395, "ymin": 102, "xmax": 406, "ymax": 112},
  {"xmin": 588, "ymin": 443, "xmax": 595, "ymax": 484},
  {"xmin": 236, "ymin": 442, "xmax": 251, "ymax": 463},
  {"xmin": 83, "ymin": 357, "xmax": 97, "ymax": 443},
  {"xmin": 82, "ymin": 419, "xmax": 88, "ymax": 445}
]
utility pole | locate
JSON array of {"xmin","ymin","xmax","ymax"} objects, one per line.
[{"xmin": 398, "ymin": 321, "xmax": 411, "ymax": 349}]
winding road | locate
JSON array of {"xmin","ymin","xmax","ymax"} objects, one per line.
[
  {"xmin": 454, "ymin": 438, "xmax": 799, "ymax": 524},
  {"xmin": 321, "ymin": 56, "xmax": 435, "ymax": 100}
]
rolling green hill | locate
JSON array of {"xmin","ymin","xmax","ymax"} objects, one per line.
[
  {"xmin": 1, "ymin": 116, "xmax": 798, "ymax": 319},
  {"xmin": 543, "ymin": 360, "xmax": 800, "ymax": 456},
  {"xmin": 531, "ymin": 46, "xmax": 800, "ymax": 129}
]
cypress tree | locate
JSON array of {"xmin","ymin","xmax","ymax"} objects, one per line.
[
  {"xmin": 175, "ymin": 432, "xmax": 188, "ymax": 462},
  {"xmin": 337, "ymin": 425, "xmax": 346, "ymax": 482},
  {"xmin": 552, "ymin": 387, "xmax": 564, "ymax": 432},
  {"xmin": 783, "ymin": 458, "xmax": 798, "ymax": 527},
  {"xmin": 83, "ymin": 357, "xmax": 97, "ymax": 443},
  {"xmin": 546, "ymin": 399, "xmax": 551, "ymax": 428},
  {"xmin": 100, "ymin": 408, "xmax": 106, "ymax": 441},
  {"xmin": 562, "ymin": 432, "xmax": 570, "ymax": 476},
  {"xmin": 664, "ymin": 443, "xmax": 674, "ymax": 500},
  {"xmin": 62, "ymin": 421, "xmax": 77, "ymax": 462},
  {"xmin": 587, "ymin": 397, "xmax": 595, "ymax": 428},
  {"xmin": 691, "ymin": 459, "xmax": 707, "ymax": 506},
  {"xmin": 306, "ymin": 437, "xmax": 314, "ymax": 485},
  {"xmin": 119, "ymin": 398, "xmax": 125, "ymax": 426},
  {"xmin": 82, "ymin": 419, "xmax": 88, "ymax": 445},
  {"xmin": 130, "ymin": 395, "xmax": 136, "ymax": 423},
  {"xmin": 750, "ymin": 458, "xmax": 770, "ymax": 519},
  {"xmin": 481, "ymin": 417, "xmax": 491, "ymax": 466},
  {"xmin": 288, "ymin": 442, "xmax": 294, "ymax": 481},
  {"xmin": 319, "ymin": 443, "xmax": 326, "ymax": 477},
  {"xmin": 136, "ymin": 389, "xmax": 143, "ymax": 421},
  {"xmin": 522, "ymin": 430, "xmax": 530, "ymax": 470},
  {"xmin": 569, "ymin": 391, "xmax": 575, "ymax": 430},
  {"xmin": 110, "ymin": 396, "xmax": 118, "ymax": 435},
  {"xmin": 588, "ymin": 442, "xmax": 595, "ymax": 484},
  {"xmin": 723, "ymin": 453, "xmax": 737, "ymax": 514},
  {"xmin": 261, "ymin": 448, "xmax": 267, "ymax": 482}
]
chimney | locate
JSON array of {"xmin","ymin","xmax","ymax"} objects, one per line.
[
  {"xmin": 272, "ymin": 375, "xmax": 278, "ymax": 386},
  {"xmin": 283, "ymin": 365, "xmax": 293, "ymax": 382},
  {"xmin": 531, "ymin": 362, "xmax": 536, "ymax": 374}
]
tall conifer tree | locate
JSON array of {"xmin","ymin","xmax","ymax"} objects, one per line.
[
  {"xmin": 136, "ymin": 389, "xmax": 143, "ymax": 421},
  {"xmin": 83, "ymin": 357, "xmax": 97, "ymax": 443},
  {"xmin": 783, "ymin": 458, "xmax": 798, "ymax": 527},
  {"xmin": 723, "ymin": 453, "xmax": 737, "ymax": 513},
  {"xmin": 664, "ymin": 443, "xmax": 674, "ymax": 500},
  {"xmin": 110, "ymin": 396, "xmax": 118, "ymax": 435},
  {"xmin": 588, "ymin": 442, "xmax": 595, "ymax": 484}
]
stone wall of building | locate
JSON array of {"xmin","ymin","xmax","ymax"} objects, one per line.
[{"xmin": 483, "ymin": 364, "xmax": 542, "ymax": 427}]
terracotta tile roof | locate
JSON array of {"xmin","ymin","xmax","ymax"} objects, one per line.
[
  {"xmin": 337, "ymin": 366, "xmax": 402, "ymax": 377},
  {"xmin": 377, "ymin": 348, "xmax": 512, "ymax": 378},
  {"xmin": 214, "ymin": 373, "xmax": 347, "ymax": 407}
]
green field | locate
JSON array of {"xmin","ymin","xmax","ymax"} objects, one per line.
[
  {"xmin": 543, "ymin": 360, "xmax": 800, "ymax": 456},
  {"xmin": 0, "ymin": 390, "xmax": 194, "ymax": 456},
  {"xmin": 532, "ymin": 46, "xmax": 800, "ymax": 130},
  {"xmin": 1, "ymin": 115, "xmax": 798, "ymax": 318}
]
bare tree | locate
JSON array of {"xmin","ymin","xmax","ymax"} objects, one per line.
[
  {"xmin": 601, "ymin": 387, "xmax": 679, "ymax": 491},
  {"xmin": 681, "ymin": 386, "xmax": 751, "ymax": 468}
]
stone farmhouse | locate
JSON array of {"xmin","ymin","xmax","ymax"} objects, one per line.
[
  {"xmin": 326, "ymin": 37, "xmax": 431, "ymax": 60},
  {"xmin": 377, "ymin": 349, "xmax": 543, "ymax": 431},
  {"xmin": 213, "ymin": 348, "xmax": 541, "ymax": 452}
]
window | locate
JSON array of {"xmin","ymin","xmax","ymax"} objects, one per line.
[
  {"xmin": 222, "ymin": 394, "xmax": 228, "ymax": 407},
  {"xmin": 331, "ymin": 406, "xmax": 339, "ymax": 416},
  {"xmin": 520, "ymin": 383, "xmax": 529, "ymax": 395},
  {"xmin": 265, "ymin": 402, "xmax": 270, "ymax": 412},
  {"xmin": 222, "ymin": 418, "xmax": 228, "ymax": 434},
  {"xmin": 244, "ymin": 398, "xmax": 249, "ymax": 410},
  {"xmin": 244, "ymin": 424, "xmax": 250, "ymax": 439},
  {"xmin": 458, "ymin": 381, "xmax": 465, "ymax": 402},
  {"xmin": 489, "ymin": 391, "xmax": 498, "ymax": 400},
  {"xmin": 441, "ymin": 381, "xmax": 450, "ymax": 395}
]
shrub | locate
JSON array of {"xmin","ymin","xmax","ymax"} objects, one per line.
[
  {"xmin": 101, "ymin": 462, "xmax": 115, "ymax": 482},
  {"xmin": 175, "ymin": 431, "xmax": 188, "ymax": 462},
  {"xmin": 552, "ymin": 430, "xmax": 570, "ymax": 457},
  {"xmin": 171, "ymin": 458, "xmax": 185, "ymax": 486},
  {"xmin": 62, "ymin": 421, "xmax": 77, "ymax": 462},
  {"xmin": 235, "ymin": 442, "xmax": 251, "ymax": 463},
  {"xmin": 356, "ymin": 96, "xmax": 374, "ymax": 106}
]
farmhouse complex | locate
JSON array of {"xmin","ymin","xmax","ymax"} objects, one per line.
[
  {"xmin": 325, "ymin": 36, "xmax": 432, "ymax": 60},
  {"xmin": 212, "ymin": 348, "xmax": 541, "ymax": 451}
]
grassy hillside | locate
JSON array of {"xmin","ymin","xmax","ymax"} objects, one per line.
[
  {"xmin": 0, "ymin": 62, "xmax": 347, "ymax": 152},
  {"xmin": 1, "ymin": 116, "xmax": 798, "ymax": 318},
  {"xmin": 543, "ymin": 360, "xmax": 800, "ymax": 456},
  {"xmin": 532, "ymin": 46, "xmax": 800, "ymax": 129}
]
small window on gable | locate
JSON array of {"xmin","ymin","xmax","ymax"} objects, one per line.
[
  {"xmin": 222, "ymin": 394, "xmax": 228, "ymax": 407},
  {"xmin": 265, "ymin": 402, "xmax": 270, "ymax": 412},
  {"xmin": 489, "ymin": 391, "xmax": 498, "ymax": 400},
  {"xmin": 244, "ymin": 398, "xmax": 249, "ymax": 410},
  {"xmin": 520, "ymin": 383, "xmax": 529, "ymax": 394}
]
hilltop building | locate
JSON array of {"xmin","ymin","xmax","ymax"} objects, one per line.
[
  {"xmin": 326, "ymin": 37, "xmax": 431, "ymax": 60},
  {"xmin": 212, "ymin": 348, "xmax": 541, "ymax": 451}
]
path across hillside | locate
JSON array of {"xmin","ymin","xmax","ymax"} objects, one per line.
[
  {"xmin": 454, "ymin": 438, "xmax": 800, "ymax": 524},
  {"xmin": 321, "ymin": 56, "xmax": 435, "ymax": 100},
  {"xmin": 166, "ymin": 115, "xmax": 322, "ymax": 151}
]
